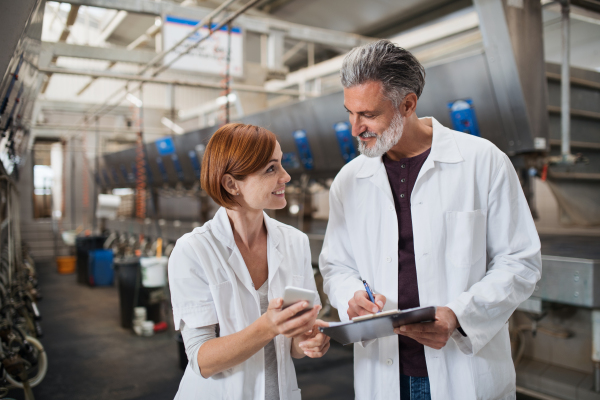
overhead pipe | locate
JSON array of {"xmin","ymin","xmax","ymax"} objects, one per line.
[
  {"xmin": 39, "ymin": 66, "xmax": 305, "ymax": 97},
  {"xmin": 51, "ymin": 0, "xmax": 266, "ymax": 138},
  {"xmin": 560, "ymin": 0, "xmax": 571, "ymax": 162}
]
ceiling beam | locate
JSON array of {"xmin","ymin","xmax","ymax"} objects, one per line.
[
  {"xmin": 41, "ymin": 4, "xmax": 81, "ymax": 94},
  {"xmin": 41, "ymin": 41, "xmax": 156, "ymax": 64},
  {"xmin": 77, "ymin": 21, "xmax": 162, "ymax": 96},
  {"xmin": 38, "ymin": 66, "xmax": 308, "ymax": 96},
  {"xmin": 60, "ymin": 0, "xmax": 374, "ymax": 49}
]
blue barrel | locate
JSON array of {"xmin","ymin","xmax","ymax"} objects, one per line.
[{"xmin": 88, "ymin": 250, "xmax": 114, "ymax": 286}]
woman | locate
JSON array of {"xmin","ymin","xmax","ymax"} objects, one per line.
[{"xmin": 168, "ymin": 123, "xmax": 330, "ymax": 400}]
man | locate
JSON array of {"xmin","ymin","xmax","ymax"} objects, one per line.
[{"xmin": 319, "ymin": 39, "xmax": 541, "ymax": 400}]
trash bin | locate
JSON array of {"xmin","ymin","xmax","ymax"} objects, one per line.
[
  {"xmin": 115, "ymin": 257, "xmax": 164, "ymax": 330},
  {"xmin": 88, "ymin": 250, "xmax": 114, "ymax": 286},
  {"xmin": 75, "ymin": 236, "xmax": 106, "ymax": 285}
]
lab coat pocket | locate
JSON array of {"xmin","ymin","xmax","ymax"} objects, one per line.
[
  {"xmin": 209, "ymin": 280, "xmax": 236, "ymax": 334},
  {"xmin": 445, "ymin": 210, "xmax": 486, "ymax": 268}
]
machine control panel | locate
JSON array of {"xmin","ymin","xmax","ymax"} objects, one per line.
[
  {"xmin": 131, "ymin": 162, "xmax": 137, "ymax": 182},
  {"xmin": 282, "ymin": 152, "xmax": 300, "ymax": 170},
  {"xmin": 448, "ymin": 99, "xmax": 481, "ymax": 137},
  {"xmin": 170, "ymin": 153, "xmax": 185, "ymax": 181},
  {"xmin": 334, "ymin": 122, "xmax": 357, "ymax": 163},
  {"xmin": 156, "ymin": 137, "xmax": 176, "ymax": 156},
  {"xmin": 156, "ymin": 157, "xmax": 168, "ymax": 182},
  {"xmin": 292, "ymin": 130, "xmax": 314, "ymax": 170},
  {"xmin": 188, "ymin": 150, "xmax": 201, "ymax": 179}
]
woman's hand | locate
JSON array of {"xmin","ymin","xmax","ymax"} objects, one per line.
[
  {"xmin": 263, "ymin": 298, "xmax": 321, "ymax": 338},
  {"xmin": 296, "ymin": 320, "xmax": 331, "ymax": 358}
]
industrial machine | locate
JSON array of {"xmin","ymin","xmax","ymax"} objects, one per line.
[{"xmin": 95, "ymin": 1, "xmax": 600, "ymax": 399}]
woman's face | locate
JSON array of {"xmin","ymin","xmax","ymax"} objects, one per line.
[{"xmin": 235, "ymin": 141, "xmax": 291, "ymax": 211}]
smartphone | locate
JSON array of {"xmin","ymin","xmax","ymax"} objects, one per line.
[{"xmin": 282, "ymin": 286, "xmax": 316, "ymax": 310}]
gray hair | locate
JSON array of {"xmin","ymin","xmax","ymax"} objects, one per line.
[{"xmin": 340, "ymin": 39, "xmax": 426, "ymax": 107}]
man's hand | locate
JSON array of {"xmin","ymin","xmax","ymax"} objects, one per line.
[
  {"xmin": 394, "ymin": 306, "xmax": 459, "ymax": 350},
  {"xmin": 347, "ymin": 290, "xmax": 386, "ymax": 319}
]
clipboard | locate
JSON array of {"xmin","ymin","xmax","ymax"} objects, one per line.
[{"xmin": 319, "ymin": 306, "xmax": 436, "ymax": 345}]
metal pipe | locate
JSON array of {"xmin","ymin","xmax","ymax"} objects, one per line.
[
  {"xmin": 53, "ymin": 0, "xmax": 265, "ymax": 137},
  {"xmin": 560, "ymin": 0, "xmax": 571, "ymax": 161},
  {"xmin": 92, "ymin": 115, "xmax": 99, "ymax": 232},
  {"xmin": 596, "ymin": 363, "xmax": 600, "ymax": 392},
  {"xmin": 139, "ymin": 0, "xmax": 237, "ymax": 76},
  {"xmin": 38, "ymin": 66, "xmax": 305, "ymax": 96},
  {"xmin": 593, "ymin": 310, "xmax": 600, "ymax": 392},
  {"xmin": 61, "ymin": 0, "xmax": 239, "ymax": 128}
]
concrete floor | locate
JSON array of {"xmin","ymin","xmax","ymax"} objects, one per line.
[
  {"xmin": 6, "ymin": 261, "xmax": 355, "ymax": 400},
  {"xmin": 7, "ymin": 261, "xmax": 538, "ymax": 400}
]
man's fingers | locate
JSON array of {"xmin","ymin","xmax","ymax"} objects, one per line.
[
  {"xmin": 355, "ymin": 293, "xmax": 380, "ymax": 314},
  {"xmin": 396, "ymin": 331, "xmax": 439, "ymax": 340},
  {"xmin": 397, "ymin": 321, "xmax": 438, "ymax": 333},
  {"xmin": 403, "ymin": 335, "xmax": 446, "ymax": 350},
  {"xmin": 374, "ymin": 294, "xmax": 386, "ymax": 309}
]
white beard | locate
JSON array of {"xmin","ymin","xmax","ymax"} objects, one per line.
[{"xmin": 357, "ymin": 113, "xmax": 404, "ymax": 158}]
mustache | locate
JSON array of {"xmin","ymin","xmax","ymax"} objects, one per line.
[{"xmin": 359, "ymin": 131, "xmax": 377, "ymax": 138}]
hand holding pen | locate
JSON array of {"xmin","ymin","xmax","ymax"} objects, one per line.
[{"xmin": 347, "ymin": 280, "xmax": 387, "ymax": 319}]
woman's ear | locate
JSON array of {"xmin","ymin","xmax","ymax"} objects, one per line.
[{"xmin": 221, "ymin": 174, "xmax": 239, "ymax": 196}]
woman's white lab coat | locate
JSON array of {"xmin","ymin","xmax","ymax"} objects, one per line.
[
  {"xmin": 169, "ymin": 207, "xmax": 319, "ymax": 400},
  {"xmin": 320, "ymin": 117, "xmax": 541, "ymax": 400}
]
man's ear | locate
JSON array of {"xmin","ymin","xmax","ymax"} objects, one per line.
[
  {"xmin": 400, "ymin": 93, "xmax": 418, "ymax": 118},
  {"xmin": 221, "ymin": 174, "xmax": 239, "ymax": 196}
]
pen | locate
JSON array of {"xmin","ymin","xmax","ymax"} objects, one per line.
[{"xmin": 362, "ymin": 280, "xmax": 379, "ymax": 312}]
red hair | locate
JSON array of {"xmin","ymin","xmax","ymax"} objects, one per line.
[{"xmin": 201, "ymin": 123, "xmax": 277, "ymax": 209}]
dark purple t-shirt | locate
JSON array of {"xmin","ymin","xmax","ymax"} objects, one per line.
[{"xmin": 383, "ymin": 147, "xmax": 431, "ymax": 378}]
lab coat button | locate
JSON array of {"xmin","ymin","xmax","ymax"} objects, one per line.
[
  {"xmin": 386, "ymin": 257, "xmax": 392, "ymax": 263},
  {"xmin": 389, "ymin": 205, "xmax": 394, "ymax": 210},
  {"xmin": 386, "ymin": 359, "xmax": 393, "ymax": 365}
]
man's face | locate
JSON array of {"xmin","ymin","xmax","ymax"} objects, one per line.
[{"xmin": 344, "ymin": 80, "xmax": 404, "ymax": 158}]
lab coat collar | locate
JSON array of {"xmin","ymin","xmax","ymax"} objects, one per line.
[
  {"xmin": 212, "ymin": 207, "xmax": 282, "ymax": 249},
  {"xmin": 263, "ymin": 212, "xmax": 284, "ymax": 285},
  {"xmin": 211, "ymin": 207, "xmax": 283, "ymax": 291},
  {"xmin": 355, "ymin": 117, "xmax": 464, "ymax": 180}
]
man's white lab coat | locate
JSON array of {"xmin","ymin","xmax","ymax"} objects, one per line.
[{"xmin": 320, "ymin": 117, "xmax": 541, "ymax": 400}]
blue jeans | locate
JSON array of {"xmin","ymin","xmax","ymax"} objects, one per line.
[{"xmin": 400, "ymin": 374, "xmax": 431, "ymax": 400}]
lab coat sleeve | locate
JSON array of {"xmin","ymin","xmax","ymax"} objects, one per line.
[
  {"xmin": 303, "ymin": 235, "xmax": 321, "ymax": 307},
  {"xmin": 319, "ymin": 180, "xmax": 366, "ymax": 322},
  {"xmin": 446, "ymin": 154, "xmax": 542, "ymax": 356},
  {"xmin": 168, "ymin": 236, "xmax": 219, "ymax": 331}
]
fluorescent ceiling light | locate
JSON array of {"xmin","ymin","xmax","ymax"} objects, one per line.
[
  {"xmin": 126, "ymin": 93, "xmax": 143, "ymax": 108},
  {"xmin": 215, "ymin": 93, "xmax": 237, "ymax": 106},
  {"xmin": 161, "ymin": 117, "xmax": 185, "ymax": 135}
]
